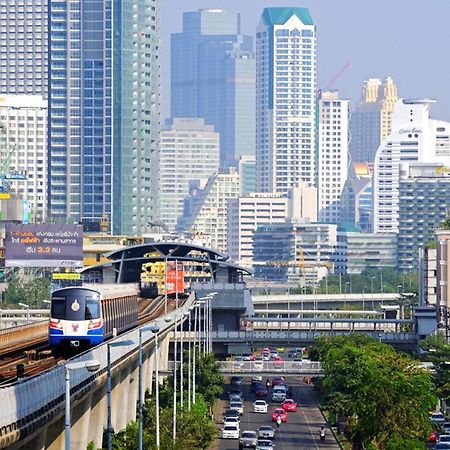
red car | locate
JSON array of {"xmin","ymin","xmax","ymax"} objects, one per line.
[
  {"xmin": 272, "ymin": 376, "xmax": 285, "ymax": 387},
  {"xmin": 272, "ymin": 408, "xmax": 287, "ymax": 422},
  {"xmin": 428, "ymin": 430, "xmax": 438, "ymax": 442},
  {"xmin": 282, "ymin": 399, "xmax": 297, "ymax": 412}
]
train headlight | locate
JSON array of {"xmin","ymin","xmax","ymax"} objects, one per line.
[
  {"xmin": 88, "ymin": 319, "xmax": 103, "ymax": 330},
  {"xmin": 50, "ymin": 319, "xmax": 63, "ymax": 329}
]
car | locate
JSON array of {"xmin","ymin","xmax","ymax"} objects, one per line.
[
  {"xmin": 221, "ymin": 424, "xmax": 240, "ymax": 439},
  {"xmin": 262, "ymin": 353, "xmax": 270, "ymax": 361},
  {"xmin": 282, "ymin": 399, "xmax": 297, "ymax": 412},
  {"xmin": 242, "ymin": 353, "xmax": 254, "ymax": 361},
  {"xmin": 229, "ymin": 389, "xmax": 243, "ymax": 400},
  {"xmin": 440, "ymin": 435, "xmax": 450, "ymax": 443},
  {"xmin": 257, "ymin": 425, "xmax": 275, "ymax": 440},
  {"xmin": 251, "ymin": 380, "xmax": 264, "ymax": 392},
  {"xmin": 288, "ymin": 350, "xmax": 298, "ymax": 358},
  {"xmin": 223, "ymin": 409, "xmax": 240, "ymax": 421},
  {"xmin": 431, "ymin": 412, "xmax": 447, "ymax": 423},
  {"xmin": 239, "ymin": 430, "xmax": 258, "ymax": 449},
  {"xmin": 253, "ymin": 399, "xmax": 268, "ymax": 413},
  {"xmin": 271, "ymin": 376, "xmax": 285, "ymax": 387},
  {"xmin": 262, "ymin": 347, "xmax": 271, "ymax": 353},
  {"xmin": 255, "ymin": 385, "xmax": 268, "ymax": 398},
  {"xmin": 428, "ymin": 430, "xmax": 439, "ymax": 442},
  {"xmin": 271, "ymin": 408, "xmax": 287, "ymax": 422},
  {"xmin": 231, "ymin": 376, "xmax": 243, "ymax": 386},
  {"xmin": 230, "ymin": 401, "xmax": 244, "ymax": 415},
  {"xmin": 435, "ymin": 444, "xmax": 450, "ymax": 450},
  {"xmin": 252, "ymin": 375, "xmax": 263, "ymax": 382},
  {"xmin": 253, "ymin": 360, "xmax": 264, "ymax": 370},
  {"xmin": 444, "ymin": 422, "xmax": 450, "ymax": 433},
  {"xmin": 224, "ymin": 416, "xmax": 240, "ymax": 427},
  {"xmin": 256, "ymin": 439, "xmax": 274, "ymax": 450},
  {"xmin": 272, "ymin": 385, "xmax": 288, "ymax": 402}
]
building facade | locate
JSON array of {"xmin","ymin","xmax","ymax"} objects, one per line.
[
  {"xmin": 340, "ymin": 162, "xmax": 373, "ymax": 232},
  {"xmin": 177, "ymin": 168, "xmax": 240, "ymax": 253},
  {"xmin": 0, "ymin": 95, "xmax": 47, "ymax": 222},
  {"xmin": 171, "ymin": 9, "xmax": 255, "ymax": 169},
  {"xmin": 0, "ymin": 0, "xmax": 47, "ymax": 96},
  {"xmin": 237, "ymin": 155, "xmax": 256, "ymax": 195},
  {"xmin": 256, "ymin": 7, "xmax": 316, "ymax": 193},
  {"xmin": 436, "ymin": 229, "xmax": 450, "ymax": 315},
  {"xmin": 48, "ymin": 0, "xmax": 160, "ymax": 234},
  {"xmin": 317, "ymin": 90, "xmax": 349, "ymax": 223},
  {"xmin": 373, "ymin": 99, "xmax": 450, "ymax": 233},
  {"xmin": 397, "ymin": 163, "xmax": 450, "ymax": 271},
  {"xmin": 334, "ymin": 231, "xmax": 397, "ymax": 275},
  {"xmin": 160, "ymin": 118, "xmax": 220, "ymax": 231},
  {"xmin": 349, "ymin": 77, "xmax": 398, "ymax": 163}
]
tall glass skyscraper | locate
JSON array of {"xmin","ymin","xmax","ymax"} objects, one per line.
[
  {"xmin": 171, "ymin": 9, "xmax": 255, "ymax": 169},
  {"xmin": 0, "ymin": 0, "xmax": 47, "ymax": 96},
  {"xmin": 48, "ymin": 0, "xmax": 160, "ymax": 234},
  {"xmin": 256, "ymin": 7, "xmax": 316, "ymax": 194}
]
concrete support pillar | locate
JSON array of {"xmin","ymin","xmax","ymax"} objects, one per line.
[
  {"xmin": 159, "ymin": 333, "xmax": 170, "ymax": 378},
  {"xmin": 86, "ymin": 378, "xmax": 108, "ymax": 449},
  {"xmin": 71, "ymin": 392, "xmax": 93, "ymax": 449}
]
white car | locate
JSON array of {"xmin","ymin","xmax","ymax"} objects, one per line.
[
  {"xmin": 252, "ymin": 375, "xmax": 263, "ymax": 382},
  {"xmin": 430, "ymin": 412, "xmax": 447, "ymax": 423},
  {"xmin": 221, "ymin": 424, "xmax": 240, "ymax": 439},
  {"xmin": 253, "ymin": 360, "xmax": 264, "ymax": 370},
  {"xmin": 439, "ymin": 435, "xmax": 450, "ymax": 443},
  {"xmin": 230, "ymin": 401, "xmax": 244, "ymax": 415},
  {"xmin": 223, "ymin": 416, "xmax": 240, "ymax": 427},
  {"xmin": 253, "ymin": 399, "xmax": 268, "ymax": 413},
  {"xmin": 256, "ymin": 439, "xmax": 274, "ymax": 450},
  {"xmin": 258, "ymin": 426, "xmax": 275, "ymax": 439}
]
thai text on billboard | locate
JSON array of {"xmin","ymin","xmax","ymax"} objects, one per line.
[{"xmin": 5, "ymin": 224, "xmax": 83, "ymax": 267}]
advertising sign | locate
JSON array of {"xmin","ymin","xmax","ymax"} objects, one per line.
[
  {"xmin": 166, "ymin": 261, "xmax": 184, "ymax": 295},
  {"xmin": 5, "ymin": 224, "xmax": 83, "ymax": 267}
]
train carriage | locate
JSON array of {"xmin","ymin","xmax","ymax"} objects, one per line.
[{"xmin": 49, "ymin": 284, "xmax": 139, "ymax": 349}]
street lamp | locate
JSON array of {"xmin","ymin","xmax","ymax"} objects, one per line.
[
  {"xmin": 378, "ymin": 267, "xmax": 383, "ymax": 294},
  {"xmin": 187, "ymin": 306, "xmax": 194, "ymax": 410},
  {"xmin": 363, "ymin": 286, "xmax": 367, "ymax": 312},
  {"xmin": 65, "ymin": 360, "xmax": 100, "ymax": 450},
  {"xmin": 18, "ymin": 302, "xmax": 30, "ymax": 323},
  {"xmin": 138, "ymin": 325, "xmax": 160, "ymax": 450},
  {"xmin": 344, "ymin": 282, "xmax": 350, "ymax": 309},
  {"xmin": 196, "ymin": 299, "xmax": 206, "ymax": 354},
  {"xmin": 164, "ymin": 248, "xmax": 176, "ymax": 315},
  {"xmin": 371, "ymin": 276, "xmax": 375, "ymax": 310},
  {"xmin": 107, "ymin": 339, "xmax": 134, "ymax": 450}
]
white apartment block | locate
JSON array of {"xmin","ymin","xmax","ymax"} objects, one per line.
[
  {"xmin": 160, "ymin": 118, "xmax": 220, "ymax": 231},
  {"xmin": 256, "ymin": 7, "xmax": 316, "ymax": 193},
  {"xmin": 178, "ymin": 168, "xmax": 240, "ymax": 253},
  {"xmin": 0, "ymin": 95, "xmax": 47, "ymax": 222},
  {"xmin": 318, "ymin": 91, "xmax": 349, "ymax": 224},
  {"xmin": 373, "ymin": 99, "xmax": 450, "ymax": 233}
]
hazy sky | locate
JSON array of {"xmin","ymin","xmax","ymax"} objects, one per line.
[{"xmin": 161, "ymin": 0, "xmax": 450, "ymax": 121}]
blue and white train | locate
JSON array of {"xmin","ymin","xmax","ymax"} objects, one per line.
[{"xmin": 49, "ymin": 284, "xmax": 139, "ymax": 348}]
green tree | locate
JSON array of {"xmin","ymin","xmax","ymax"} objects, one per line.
[
  {"xmin": 317, "ymin": 335, "xmax": 436, "ymax": 449},
  {"xmin": 194, "ymin": 352, "xmax": 224, "ymax": 406}
]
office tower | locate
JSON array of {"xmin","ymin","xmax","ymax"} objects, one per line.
[
  {"xmin": 0, "ymin": 95, "xmax": 47, "ymax": 222},
  {"xmin": 171, "ymin": 9, "xmax": 255, "ymax": 169},
  {"xmin": 317, "ymin": 91, "xmax": 349, "ymax": 223},
  {"xmin": 253, "ymin": 221, "xmax": 336, "ymax": 285},
  {"xmin": 373, "ymin": 99, "xmax": 450, "ymax": 233},
  {"xmin": 256, "ymin": 7, "xmax": 316, "ymax": 193},
  {"xmin": 349, "ymin": 77, "xmax": 398, "ymax": 163},
  {"xmin": 340, "ymin": 162, "xmax": 374, "ymax": 232},
  {"xmin": 227, "ymin": 184, "xmax": 317, "ymax": 267},
  {"xmin": 397, "ymin": 163, "xmax": 450, "ymax": 271},
  {"xmin": 436, "ymin": 228, "xmax": 450, "ymax": 313},
  {"xmin": 160, "ymin": 118, "xmax": 220, "ymax": 231},
  {"xmin": 48, "ymin": 0, "xmax": 160, "ymax": 234},
  {"xmin": 0, "ymin": 0, "xmax": 47, "ymax": 95},
  {"xmin": 237, "ymin": 155, "xmax": 256, "ymax": 195},
  {"xmin": 334, "ymin": 232, "xmax": 397, "ymax": 275},
  {"xmin": 177, "ymin": 168, "xmax": 240, "ymax": 253}
]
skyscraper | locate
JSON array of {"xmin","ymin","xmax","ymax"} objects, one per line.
[
  {"xmin": 171, "ymin": 9, "xmax": 255, "ymax": 169},
  {"xmin": 317, "ymin": 90, "xmax": 349, "ymax": 224},
  {"xmin": 48, "ymin": 0, "xmax": 160, "ymax": 234},
  {"xmin": 349, "ymin": 77, "xmax": 398, "ymax": 163},
  {"xmin": 373, "ymin": 99, "xmax": 450, "ymax": 233},
  {"xmin": 160, "ymin": 118, "xmax": 220, "ymax": 232},
  {"xmin": 256, "ymin": 7, "xmax": 316, "ymax": 194},
  {"xmin": 0, "ymin": 0, "xmax": 47, "ymax": 96}
]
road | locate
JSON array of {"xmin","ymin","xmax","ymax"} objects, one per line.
[{"xmin": 215, "ymin": 376, "xmax": 341, "ymax": 450}]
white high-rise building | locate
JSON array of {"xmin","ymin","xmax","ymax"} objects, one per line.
[
  {"xmin": 227, "ymin": 184, "xmax": 317, "ymax": 267},
  {"xmin": 373, "ymin": 99, "xmax": 450, "ymax": 233},
  {"xmin": 0, "ymin": 95, "xmax": 47, "ymax": 222},
  {"xmin": 317, "ymin": 91, "xmax": 349, "ymax": 223},
  {"xmin": 160, "ymin": 118, "xmax": 220, "ymax": 231},
  {"xmin": 177, "ymin": 168, "xmax": 240, "ymax": 253},
  {"xmin": 256, "ymin": 7, "xmax": 316, "ymax": 193}
]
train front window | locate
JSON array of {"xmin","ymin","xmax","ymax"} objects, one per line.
[
  {"xmin": 51, "ymin": 297, "xmax": 66, "ymax": 319},
  {"xmin": 85, "ymin": 297, "xmax": 100, "ymax": 320}
]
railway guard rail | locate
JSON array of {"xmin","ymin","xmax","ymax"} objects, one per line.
[
  {"xmin": 0, "ymin": 292, "xmax": 195, "ymax": 448},
  {"xmin": 218, "ymin": 359, "xmax": 322, "ymax": 375},
  {"xmin": 0, "ymin": 321, "xmax": 48, "ymax": 356}
]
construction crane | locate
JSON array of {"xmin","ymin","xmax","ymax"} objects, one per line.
[
  {"xmin": 322, "ymin": 61, "xmax": 351, "ymax": 91},
  {"xmin": 0, "ymin": 122, "xmax": 26, "ymax": 193}
]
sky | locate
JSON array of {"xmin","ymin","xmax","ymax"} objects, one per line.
[{"xmin": 160, "ymin": 0, "xmax": 450, "ymax": 122}]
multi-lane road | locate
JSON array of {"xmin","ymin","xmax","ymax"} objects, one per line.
[{"xmin": 215, "ymin": 376, "xmax": 341, "ymax": 450}]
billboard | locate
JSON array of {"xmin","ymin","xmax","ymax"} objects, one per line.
[
  {"xmin": 166, "ymin": 261, "xmax": 184, "ymax": 295},
  {"xmin": 5, "ymin": 224, "xmax": 83, "ymax": 267}
]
